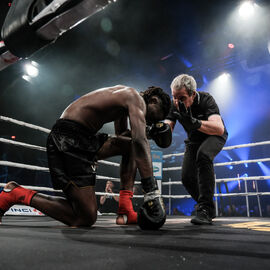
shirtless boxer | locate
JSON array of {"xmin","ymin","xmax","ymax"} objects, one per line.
[{"xmin": 0, "ymin": 85, "xmax": 171, "ymax": 229}]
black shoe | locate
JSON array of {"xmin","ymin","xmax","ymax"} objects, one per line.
[{"xmin": 191, "ymin": 206, "xmax": 213, "ymax": 225}]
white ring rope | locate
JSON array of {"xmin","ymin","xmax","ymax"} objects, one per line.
[
  {"xmin": 162, "ymin": 176, "xmax": 270, "ymax": 186},
  {"xmin": 1, "ymin": 115, "xmax": 269, "ymax": 170},
  {"xmin": 0, "ymin": 183, "xmax": 144, "ymax": 198},
  {"xmin": 0, "ymin": 138, "xmax": 47, "ymax": 151},
  {"xmin": 0, "ymin": 161, "xmax": 49, "ymax": 171},
  {"xmin": 2, "ymin": 182, "xmax": 269, "ymax": 199},
  {"xmin": 163, "ymin": 157, "xmax": 270, "ymax": 172},
  {"xmin": 162, "ymin": 192, "xmax": 270, "ymax": 199},
  {"xmin": 0, "ymin": 160, "xmax": 141, "ymax": 185},
  {"xmin": 163, "ymin": 140, "xmax": 270, "ymax": 159},
  {"xmin": 0, "ymin": 138, "xmax": 120, "ymax": 167},
  {"xmin": 0, "ymin": 116, "xmax": 51, "ymax": 133},
  {"xmin": 0, "ymin": 160, "xmax": 120, "ymax": 181}
]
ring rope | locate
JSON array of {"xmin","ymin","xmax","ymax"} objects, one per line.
[
  {"xmin": 0, "ymin": 160, "xmax": 121, "ymax": 181},
  {"xmin": 163, "ymin": 140, "xmax": 270, "ymax": 159},
  {"xmin": 1, "ymin": 114, "xmax": 270, "ymax": 159},
  {"xmin": 2, "ymin": 182, "xmax": 269, "ymax": 199},
  {"xmin": 0, "ymin": 183, "xmax": 144, "ymax": 198},
  {"xmin": 0, "ymin": 116, "xmax": 50, "ymax": 133},
  {"xmin": 0, "ymin": 138, "xmax": 46, "ymax": 151},
  {"xmin": 0, "ymin": 161, "xmax": 49, "ymax": 171},
  {"xmin": 163, "ymin": 157, "xmax": 270, "ymax": 171},
  {"xmin": 0, "ymin": 139, "xmax": 120, "ymax": 167},
  {"xmin": 1, "ymin": 160, "xmax": 269, "ymax": 186},
  {"xmin": 162, "ymin": 175, "xmax": 270, "ymax": 186},
  {"xmin": 162, "ymin": 192, "xmax": 270, "ymax": 199}
]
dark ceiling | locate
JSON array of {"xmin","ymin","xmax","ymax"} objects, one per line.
[{"xmin": 0, "ymin": 0, "xmax": 270, "ymax": 137}]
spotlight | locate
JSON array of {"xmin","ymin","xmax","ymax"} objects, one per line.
[
  {"xmin": 218, "ymin": 73, "xmax": 230, "ymax": 82},
  {"xmin": 239, "ymin": 1, "xmax": 255, "ymax": 19},
  {"xmin": 228, "ymin": 43, "xmax": 235, "ymax": 49},
  {"xmin": 22, "ymin": 75, "xmax": 31, "ymax": 82},
  {"xmin": 24, "ymin": 61, "xmax": 39, "ymax": 77}
]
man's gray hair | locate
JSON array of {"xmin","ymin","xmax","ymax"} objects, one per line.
[{"xmin": 170, "ymin": 74, "xmax": 197, "ymax": 96}]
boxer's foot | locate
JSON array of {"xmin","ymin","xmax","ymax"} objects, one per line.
[
  {"xmin": 116, "ymin": 211, "xmax": 137, "ymax": 225},
  {"xmin": 0, "ymin": 181, "xmax": 37, "ymax": 224},
  {"xmin": 116, "ymin": 190, "xmax": 137, "ymax": 225}
]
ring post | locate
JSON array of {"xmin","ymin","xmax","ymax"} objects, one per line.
[
  {"xmin": 169, "ymin": 177, "xmax": 171, "ymax": 215},
  {"xmin": 214, "ymin": 174, "xmax": 218, "ymax": 217},
  {"xmin": 255, "ymin": 179, "xmax": 262, "ymax": 217},
  {"xmin": 242, "ymin": 174, "xmax": 250, "ymax": 217}
]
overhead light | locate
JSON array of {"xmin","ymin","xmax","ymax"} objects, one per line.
[
  {"xmin": 218, "ymin": 73, "xmax": 230, "ymax": 82},
  {"xmin": 239, "ymin": 1, "xmax": 255, "ymax": 19},
  {"xmin": 24, "ymin": 61, "xmax": 39, "ymax": 77}
]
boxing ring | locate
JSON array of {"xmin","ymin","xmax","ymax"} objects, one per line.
[
  {"xmin": 1, "ymin": 115, "xmax": 270, "ymax": 217},
  {"xmin": 1, "ymin": 115, "xmax": 270, "ymax": 269}
]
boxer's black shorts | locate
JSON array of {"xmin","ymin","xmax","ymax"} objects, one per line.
[{"xmin": 47, "ymin": 119, "xmax": 108, "ymax": 190}]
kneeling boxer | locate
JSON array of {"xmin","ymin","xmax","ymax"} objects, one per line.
[{"xmin": 0, "ymin": 85, "xmax": 171, "ymax": 229}]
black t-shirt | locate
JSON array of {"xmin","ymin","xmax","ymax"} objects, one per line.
[
  {"xmin": 167, "ymin": 91, "xmax": 228, "ymax": 143},
  {"xmin": 99, "ymin": 195, "xmax": 119, "ymax": 213}
]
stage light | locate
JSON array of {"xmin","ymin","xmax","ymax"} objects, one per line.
[
  {"xmin": 11, "ymin": 136, "xmax": 16, "ymax": 140},
  {"xmin": 245, "ymin": 163, "xmax": 248, "ymax": 168},
  {"xmin": 228, "ymin": 43, "xmax": 235, "ymax": 49},
  {"xmin": 24, "ymin": 61, "xmax": 39, "ymax": 77},
  {"xmin": 207, "ymin": 72, "xmax": 234, "ymax": 114},
  {"xmin": 218, "ymin": 73, "xmax": 230, "ymax": 83},
  {"xmin": 239, "ymin": 1, "xmax": 255, "ymax": 19},
  {"xmin": 229, "ymin": 166, "xmax": 233, "ymax": 170},
  {"xmin": 22, "ymin": 75, "xmax": 31, "ymax": 82}
]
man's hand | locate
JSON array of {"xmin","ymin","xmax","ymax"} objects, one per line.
[
  {"xmin": 105, "ymin": 187, "xmax": 112, "ymax": 193},
  {"xmin": 173, "ymin": 102, "xmax": 201, "ymax": 131}
]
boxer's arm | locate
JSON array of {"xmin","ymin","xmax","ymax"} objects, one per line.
[
  {"xmin": 128, "ymin": 103, "xmax": 153, "ymax": 179},
  {"xmin": 114, "ymin": 116, "xmax": 128, "ymax": 136},
  {"xmin": 198, "ymin": 114, "xmax": 224, "ymax": 135}
]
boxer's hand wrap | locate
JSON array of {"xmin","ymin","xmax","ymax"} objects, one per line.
[
  {"xmin": 173, "ymin": 102, "xmax": 201, "ymax": 131},
  {"xmin": 147, "ymin": 122, "xmax": 172, "ymax": 148},
  {"xmin": 138, "ymin": 177, "xmax": 166, "ymax": 230}
]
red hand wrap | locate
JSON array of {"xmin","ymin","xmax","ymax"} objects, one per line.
[
  {"xmin": 0, "ymin": 186, "xmax": 37, "ymax": 213},
  {"xmin": 118, "ymin": 190, "xmax": 137, "ymax": 224}
]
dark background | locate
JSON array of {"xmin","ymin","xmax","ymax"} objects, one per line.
[{"xmin": 0, "ymin": 0, "xmax": 270, "ymax": 216}]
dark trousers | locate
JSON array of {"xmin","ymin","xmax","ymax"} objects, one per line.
[{"xmin": 181, "ymin": 136, "xmax": 226, "ymax": 212}]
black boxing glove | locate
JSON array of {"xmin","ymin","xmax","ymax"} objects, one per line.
[
  {"xmin": 147, "ymin": 122, "xmax": 172, "ymax": 148},
  {"xmin": 173, "ymin": 102, "xmax": 201, "ymax": 131},
  {"xmin": 138, "ymin": 176, "xmax": 166, "ymax": 230}
]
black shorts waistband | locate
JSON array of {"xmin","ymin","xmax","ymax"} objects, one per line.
[{"xmin": 52, "ymin": 118, "xmax": 96, "ymax": 137}]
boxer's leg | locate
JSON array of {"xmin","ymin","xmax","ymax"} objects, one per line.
[{"xmin": 0, "ymin": 181, "xmax": 98, "ymax": 227}]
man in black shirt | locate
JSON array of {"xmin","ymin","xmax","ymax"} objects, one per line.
[
  {"xmin": 165, "ymin": 74, "xmax": 228, "ymax": 225},
  {"xmin": 99, "ymin": 181, "xmax": 119, "ymax": 214}
]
